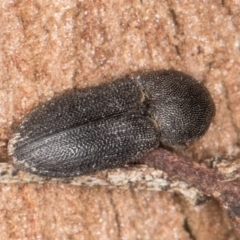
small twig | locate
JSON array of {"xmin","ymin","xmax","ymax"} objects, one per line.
[{"xmin": 141, "ymin": 149, "xmax": 240, "ymax": 234}]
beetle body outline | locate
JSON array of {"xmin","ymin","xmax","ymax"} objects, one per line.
[{"xmin": 8, "ymin": 70, "xmax": 215, "ymax": 177}]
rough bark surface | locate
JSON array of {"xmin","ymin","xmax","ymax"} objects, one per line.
[{"xmin": 1, "ymin": 0, "xmax": 240, "ymax": 239}]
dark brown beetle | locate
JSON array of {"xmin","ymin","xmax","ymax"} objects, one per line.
[{"xmin": 8, "ymin": 70, "xmax": 215, "ymax": 177}]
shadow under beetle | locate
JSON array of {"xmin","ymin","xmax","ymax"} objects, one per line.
[{"xmin": 8, "ymin": 70, "xmax": 215, "ymax": 177}]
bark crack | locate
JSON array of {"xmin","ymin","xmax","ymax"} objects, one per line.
[
  {"xmin": 109, "ymin": 191, "xmax": 122, "ymax": 239},
  {"xmin": 183, "ymin": 218, "xmax": 196, "ymax": 240}
]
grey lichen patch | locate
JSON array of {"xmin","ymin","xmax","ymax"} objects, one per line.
[{"xmin": 0, "ymin": 162, "xmax": 204, "ymax": 205}]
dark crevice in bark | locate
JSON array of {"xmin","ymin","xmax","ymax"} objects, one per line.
[
  {"xmin": 183, "ymin": 218, "xmax": 196, "ymax": 240},
  {"xmin": 109, "ymin": 191, "xmax": 122, "ymax": 239}
]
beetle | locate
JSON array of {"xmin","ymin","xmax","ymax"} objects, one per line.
[{"xmin": 8, "ymin": 70, "xmax": 215, "ymax": 177}]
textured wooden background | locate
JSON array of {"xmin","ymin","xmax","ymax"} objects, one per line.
[{"xmin": 1, "ymin": 0, "xmax": 240, "ymax": 239}]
